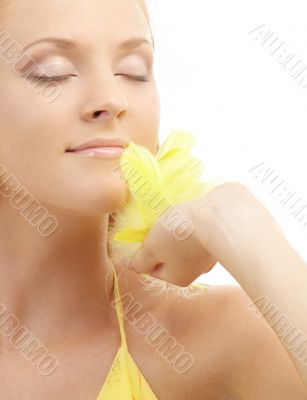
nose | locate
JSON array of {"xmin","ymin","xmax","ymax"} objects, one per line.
[{"xmin": 80, "ymin": 72, "xmax": 129, "ymax": 123}]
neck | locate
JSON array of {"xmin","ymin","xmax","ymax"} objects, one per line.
[{"xmin": 0, "ymin": 202, "xmax": 117, "ymax": 352}]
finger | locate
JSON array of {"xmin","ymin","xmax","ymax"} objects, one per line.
[
  {"xmin": 148, "ymin": 262, "xmax": 166, "ymax": 280},
  {"xmin": 127, "ymin": 243, "xmax": 160, "ymax": 273}
]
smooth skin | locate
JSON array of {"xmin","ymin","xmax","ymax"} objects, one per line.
[
  {"xmin": 0, "ymin": 0, "xmax": 306, "ymax": 398},
  {"xmin": 128, "ymin": 182, "xmax": 307, "ymax": 399}
]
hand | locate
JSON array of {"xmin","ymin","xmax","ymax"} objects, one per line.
[
  {"xmin": 191, "ymin": 182, "xmax": 286, "ymax": 276},
  {"xmin": 126, "ymin": 197, "xmax": 218, "ymax": 287},
  {"xmin": 127, "ymin": 182, "xmax": 281, "ymax": 286}
]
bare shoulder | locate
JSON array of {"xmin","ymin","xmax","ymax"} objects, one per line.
[
  {"xmin": 118, "ymin": 272, "xmax": 307, "ymax": 399},
  {"xmin": 117, "ymin": 270, "xmax": 238, "ymax": 399},
  {"xmin": 157, "ymin": 283, "xmax": 244, "ymax": 399},
  {"xmin": 179, "ymin": 284, "xmax": 307, "ymax": 400}
]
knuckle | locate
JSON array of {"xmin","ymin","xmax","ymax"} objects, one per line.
[
  {"xmin": 144, "ymin": 244, "xmax": 156, "ymax": 260},
  {"xmin": 219, "ymin": 181, "xmax": 246, "ymax": 193},
  {"xmin": 202, "ymin": 181, "xmax": 247, "ymax": 208}
]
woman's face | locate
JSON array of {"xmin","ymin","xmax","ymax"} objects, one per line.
[{"xmin": 0, "ymin": 0, "xmax": 160, "ymax": 215}]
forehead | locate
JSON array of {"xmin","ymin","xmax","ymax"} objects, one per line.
[{"xmin": 1, "ymin": 0, "xmax": 150, "ymax": 48}]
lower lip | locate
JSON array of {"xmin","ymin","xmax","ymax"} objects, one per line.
[{"xmin": 67, "ymin": 146, "xmax": 124, "ymax": 159}]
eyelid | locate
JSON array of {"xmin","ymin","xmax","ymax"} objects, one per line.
[
  {"xmin": 20, "ymin": 50, "xmax": 153, "ymax": 80},
  {"xmin": 117, "ymin": 54, "xmax": 151, "ymax": 74},
  {"xmin": 114, "ymin": 50, "xmax": 153, "ymax": 71},
  {"xmin": 30, "ymin": 55, "xmax": 74, "ymax": 74}
]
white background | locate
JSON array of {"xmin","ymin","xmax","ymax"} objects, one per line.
[{"xmin": 146, "ymin": 0, "xmax": 307, "ymax": 286}]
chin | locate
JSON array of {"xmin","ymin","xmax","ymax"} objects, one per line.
[{"xmin": 44, "ymin": 179, "xmax": 131, "ymax": 217}]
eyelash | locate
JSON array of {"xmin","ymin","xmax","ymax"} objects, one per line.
[
  {"xmin": 30, "ymin": 74, "xmax": 149, "ymax": 83},
  {"xmin": 117, "ymin": 74, "xmax": 149, "ymax": 82}
]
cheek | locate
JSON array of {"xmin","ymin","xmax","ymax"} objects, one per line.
[
  {"xmin": 0, "ymin": 84, "xmax": 63, "ymax": 190},
  {"xmin": 130, "ymin": 85, "xmax": 160, "ymax": 154},
  {"xmin": 0, "ymin": 81, "xmax": 58, "ymax": 148},
  {"xmin": 0, "ymin": 90, "xmax": 34, "ymax": 170},
  {"xmin": 0, "ymin": 77, "xmax": 73, "ymax": 147}
]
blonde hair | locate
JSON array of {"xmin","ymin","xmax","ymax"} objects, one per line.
[
  {"xmin": 138, "ymin": 0, "xmax": 150, "ymax": 19},
  {"xmin": 137, "ymin": 0, "xmax": 155, "ymax": 50}
]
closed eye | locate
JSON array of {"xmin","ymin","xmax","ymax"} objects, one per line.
[
  {"xmin": 29, "ymin": 73, "xmax": 149, "ymax": 83},
  {"xmin": 28, "ymin": 74, "xmax": 77, "ymax": 83},
  {"xmin": 116, "ymin": 74, "xmax": 149, "ymax": 82}
]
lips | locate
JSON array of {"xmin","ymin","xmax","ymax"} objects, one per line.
[{"xmin": 66, "ymin": 137, "xmax": 129, "ymax": 152}]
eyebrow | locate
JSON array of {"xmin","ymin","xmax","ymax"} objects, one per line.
[{"xmin": 22, "ymin": 36, "xmax": 155, "ymax": 52}]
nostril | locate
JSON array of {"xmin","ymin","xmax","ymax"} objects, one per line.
[{"xmin": 93, "ymin": 110, "xmax": 109, "ymax": 119}]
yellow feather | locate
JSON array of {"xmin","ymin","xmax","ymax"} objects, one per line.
[{"xmin": 108, "ymin": 129, "xmax": 221, "ymax": 266}]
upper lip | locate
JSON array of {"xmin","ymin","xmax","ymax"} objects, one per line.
[{"xmin": 66, "ymin": 137, "xmax": 129, "ymax": 152}]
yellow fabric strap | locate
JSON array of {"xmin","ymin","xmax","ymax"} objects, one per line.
[{"xmin": 111, "ymin": 264, "xmax": 128, "ymax": 349}]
